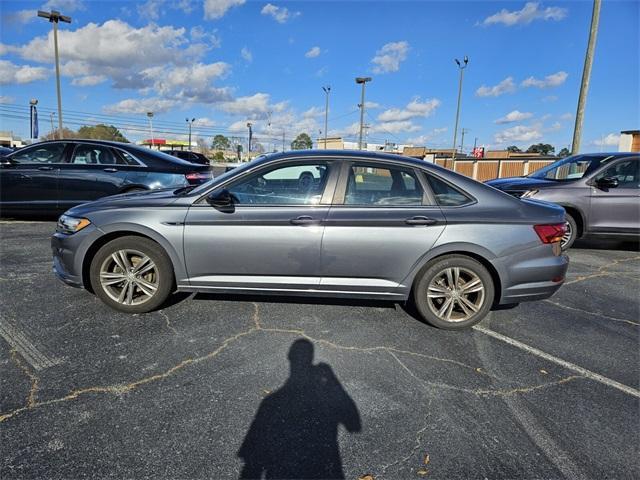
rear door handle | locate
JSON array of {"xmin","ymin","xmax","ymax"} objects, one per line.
[
  {"xmin": 290, "ymin": 215, "xmax": 318, "ymax": 225},
  {"xmin": 103, "ymin": 168, "xmax": 118, "ymax": 172},
  {"xmin": 38, "ymin": 166, "xmax": 54, "ymax": 171},
  {"xmin": 405, "ymin": 216, "xmax": 438, "ymax": 226}
]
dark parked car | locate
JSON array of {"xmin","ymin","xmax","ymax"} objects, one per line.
[
  {"xmin": 0, "ymin": 146, "xmax": 15, "ymax": 156},
  {"xmin": 52, "ymin": 150, "xmax": 568, "ymax": 330},
  {"xmin": 487, "ymin": 153, "xmax": 639, "ymax": 249},
  {"xmin": 162, "ymin": 149, "xmax": 210, "ymax": 165},
  {"xmin": 0, "ymin": 139, "xmax": 212, "ymax": 215}
]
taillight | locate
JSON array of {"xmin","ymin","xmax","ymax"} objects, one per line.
[
  {"xmin": 534, "ymin": 223, "xmax": 566, "ymax": 244},
  {"xmin": 185, "ymin": 171, "xmax": 211, "ymax": 184}
]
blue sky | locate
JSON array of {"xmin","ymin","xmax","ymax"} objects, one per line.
[{"xmin": 0, "ymin": 0, "xmax": 638, "ymax": 151}]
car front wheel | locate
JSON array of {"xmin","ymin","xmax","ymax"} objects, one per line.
[
  {"xmin": 413, "ymin": 255, "xmax": 494, "ymax": 330},
  {"xmin": 89, "ymin": 236, "xmax": 174, "ymax": 313}
]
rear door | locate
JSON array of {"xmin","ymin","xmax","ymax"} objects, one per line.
[
  {"xmin": 183, "ymin": 159, "xmax": 337, "ymax": 291},
  {"xmin": 588, "ymin": 157, "xmax": 640, "ymax": 233},
  {"xmin": 320, "ymin": 160, "xmax": 446, "ymax": 294},
  {"xmin": 0, "ymin": 142, "xmax": 68, "ymax": 211},
  {"xmin": 57, "ymin": 143, "xmax": 134, "ymax": 208}
]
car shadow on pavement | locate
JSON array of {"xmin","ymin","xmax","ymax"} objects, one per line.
[
  {"xmin": 237, "ymin": 339, "xmax": 362, "ymax": 480},
  {"xmin": 191, "ymin": 292, "xmax": 397, "ymax": 310},
  {"xmin": 572, "ymin": 238, "xmax": 640, "ymax": 252}
]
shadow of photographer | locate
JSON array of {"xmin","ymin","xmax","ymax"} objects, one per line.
[{"xmin": 238, "ymin": 339, "xmax": 361, "ymax": 479}]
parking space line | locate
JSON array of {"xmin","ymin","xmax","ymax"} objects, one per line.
[
  {"xmin": 473, "ymin": 325, "xmax": 640, "ymax": 398},
  {"xmin": 0, "ymin": 321, "xmax": 60, "ymax": 371}
]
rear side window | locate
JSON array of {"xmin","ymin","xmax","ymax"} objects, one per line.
[
  {"xmin": 72, "ymin": 145, "xmax": 121, "ymax": 165},
  {"xmin": 345, "ymin": 163, "xmax": 424, "ymax": 206},
  {"xmin": 426, "ymin": 174, "xmax": 473, "ymax": 206}
]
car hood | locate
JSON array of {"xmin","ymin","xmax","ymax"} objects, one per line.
[
  {"xmin": 64, "ymin": 188, "xmax": 182, "ymax": 217},
  {"xmin": 485, "ymin": 176, "xmax": 562, "ymax": 191}
]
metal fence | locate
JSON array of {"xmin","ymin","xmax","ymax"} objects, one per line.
[{"xmin": 434, "ymin": 158, "xmax": 555, "ymax": 181}]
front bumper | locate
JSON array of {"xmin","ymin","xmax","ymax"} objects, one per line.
[
  {"xmin": 494, "ymin": 245, "xmax": 569, "ymax": 305},
  {"xmin": 51, "ymin": 225, "xmax": 100, "ymax": 289}
]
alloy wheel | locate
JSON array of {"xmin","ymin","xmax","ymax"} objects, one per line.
[
  {"xmin": 426, "ymin": 267, "xmax": 486, "ymax": 323},
  {"xmin": 99, "ymin": 249, "xmax": 159, "ymax": 306},
  {"xmin": 561, "ymin": 221, "xmax": 573, "ymax": 248}
]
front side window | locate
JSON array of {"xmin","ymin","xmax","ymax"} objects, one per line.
[
  {"xmin": 595, "ymin": 159, "xmax": 639, "ymax": 188},
  {"xmin": 227, "ymin": 162, "xmax": 329, "ymax": 205},
  {"xmin": 72, "ymin": 145, "xmax": 121, "ymax": 165},
  {"xmin": 345, "ymin": 163, "xmax": 423, "ymax": 206},
  {"xmin": 426, "ymin": 174, "xmax": 473, "ymax": 206},
  {"xmin": 9, "ymin": 143, "xmax": 66, "ymax": 164},
  {"xmin": 528, "ymin": 154, "xmax": 613, "ymax": 181}
]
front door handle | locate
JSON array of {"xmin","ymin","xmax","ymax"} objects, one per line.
[
  {"xmin": 290, "ymin": 215, "xmax": 318, "ymax": 225},
  {"xmin": 38, "ymin": 166, "xmax": 54, "ymax": 171},
  {"xmin": 405, "ymin": 216, "xmax": 438, "ymax": 226},
  {"xmin": 103, "ymin": 168, "xmax": 118, "ymax": 173}
]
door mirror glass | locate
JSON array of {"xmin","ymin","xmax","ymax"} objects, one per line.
[
  {"xmin": 595, "ymin": 176, "xmax": 619, "ymax": 189},
  {"xmin": 207, "ymin": 188, "xmax": 234, "ymax": 208}
]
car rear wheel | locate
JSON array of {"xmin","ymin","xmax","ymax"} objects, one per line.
[
  {"xmin": 90, "ymin": 236, "xmax": 173, "ymax": 313},
  {"xmin": 561, "ymin": 213, "xmax": 578, "ymax": 250},
  {"xmin": 413, "ymin": 255, "xmax": 494, "ymax": 330}
]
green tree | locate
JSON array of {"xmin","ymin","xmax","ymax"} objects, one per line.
[
  {"xmin": 526, "ymin": 143, "xmax": 555, "ymax": 155},
  {"xmin": 558, "ymin": 147, "xmax": 571, "ymax": 158},
  {"xmin": 213, "ymin": 151, "xmax": 225, "ymax": 161},
  {"xmin": 77, "ymin": 124, "xmax": 128, "ymax": 142},
  {"xmin": 506, "ymin": 145, "xmax": 521, "ymax": 153},
  {"xmin": 291, "ymin": 132, "xmax": 313, "ymax": 150},
  {"xmin": 212, "ymin": 134, "xmax": 231, "ymax": 150},
  {"xmin": 42, "ymin": 128, "xmax": 78, "ymax": 140}
]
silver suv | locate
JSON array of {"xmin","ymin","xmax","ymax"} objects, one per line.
[{"xmin": 487, "ymin": 153, "xmax": 640, "ymax": 249}]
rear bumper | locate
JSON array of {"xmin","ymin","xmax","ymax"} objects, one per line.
[{"xmin": 493, "ymin": 245, "xmax": 569, "ymax": 305}]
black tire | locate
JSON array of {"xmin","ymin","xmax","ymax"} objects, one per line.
[
  {"xmin": 561, "ymin": 212, "xmax": 578, "ymax": 251},
  {"xmin": 413, "ymin": 255, "xmax": 494, "ymax": 330},
  {"xmin": 89, "ymin": 236, "xmax": 174, "ymax": 313}
]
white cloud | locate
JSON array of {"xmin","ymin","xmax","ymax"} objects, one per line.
[
  {"xmin": 522, "ymin": 71, "xmax": 568, "ymax": 88},
  {"xmin": 0, "ymin": 95, "xmax": 15, "ymax": 104},
  {"xmin": 140, "ymin": 62, "xmax": 231, "ymax": 103},
  {"xmin": 377, "ymin": 97, "xmax": 440, "ymax": 122},
  {"xmin": 476, "ymin": 77, "xmax": 517, "ymax": 97},
  {"xmin": 542, "ymin": 95, "xmax": 558, "ymax": 102},
  {"xmin": 0, "ymin": 60, "xmax": 49, "ymax": 85},
  {"xmin": 241, "ymin": 46, "xmax": 253, "ymax": 62},
  {"xmin": 482, "ymin": 2, "xmax": 567, "ymax": 27},
  {"xmin": 371, "ymin": 41, "xmax": 409, "ymax": 74},
  {"xmin": 137, "ymin": 0, "xmax": 163, "ymax": 20},
  {"xmin": 261, "ymin": 3, "xmax": 300, "ymax": 24},
  {"xmin": 372, "ymin": 121, "xmax": 421, "ymax": 134},
  {"xmin": 559, "ymin": 112, "xmax": 573, "ymax": 121},
  {"xmin": 302, "ymin": 106, "xmax": 323, "ymax": 118},
  {"xmin": 406, "ymin": 127, "xmax": 448, "ymax": 145},
  {"xmin": 494, "ymin": 110, "xmax": 534, "ymax": 124},
  {"xmin": 194, "ymin": 117, "xmax": 216, "ymax": 127},
  {"xmin": 494, "ymin": 125, "xmax": 543, "ymax": 143},
  {"xmin": 219, "ymin": 93, "xmax": 286, "ymax": 116},
  {"xmin": 365, "ymin": 101, "xmax": 380, "ymax": 109},
  {"xmin": 204, "ymin": 0, "xmax": 245, "ymax": 20},
  {"xmin": 103, "ymin": 97, "xmax": 178, "ymax": 114},
  {"xmin": 71, "ymin": 74, "xmax": 107, "ymax": 86},
  {"xmin": 305, "ymin": 46, "xmax": 321, "ymax": 58},
  {"xmin": 592, "ymin": 133, "xmax": 621, "ymax": 147}
]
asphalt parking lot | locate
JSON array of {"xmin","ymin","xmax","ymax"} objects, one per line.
[{"xmin": 1, "ymin": 221, "xmax": 638, "ymax": 479}]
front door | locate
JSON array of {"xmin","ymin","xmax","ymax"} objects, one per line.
[
  {"xmin": 0, "ymin": 142, "xmax": 67, "ymax": 211},
  {"xmin": 588, "ymin": 157, "xmax": 640, "ymax": 233},
  {"xmin": 320, "ymin": 161, "xmax": 446, "ymax": 294},
  {"xmin": 183, "ymin": 160, "xmax": 336, "ymax": 291}
]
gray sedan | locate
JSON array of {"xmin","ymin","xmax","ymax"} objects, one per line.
[{"xmin": 51, "ymin": 151, "xmax": 568, "ymax": 329}]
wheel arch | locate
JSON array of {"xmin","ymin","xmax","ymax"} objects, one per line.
[{"xmin": 558, "ymin": 204, "xmax": 585, "ymax": 237}]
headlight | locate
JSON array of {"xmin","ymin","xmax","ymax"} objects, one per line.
[
  {"xmin": 521, "ymin": 189, "xmax": 539, "ymax": 198},
  {"xmin": 57, "ymin": 215, "xmax": 91, "ymax": 234}
]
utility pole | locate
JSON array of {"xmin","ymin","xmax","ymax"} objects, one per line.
[
  {"xmin": 450, "ymin": 56, "xmax": 469, "ymax": 168},
  {"xmin": 282, "ymin": 130, "xmax": 285, "ymax": 152},
  {"xmin": 460, "ymin": 128, "xmax": 470, "ymax": 154},
  {"xmin": 355, "ymin": 77, "xmax": 372, "ymax": 150},
  {"xmin": 186, "ymin": 118, "xmax": 195, "ymax": 151},
  {"xmin": 247, "ymin": 122, "xmax": 253, "ymax": 158},
  {"xmin": 49, "ymin": 112, "xmax": 56, "ymax": 139},
  {"xmin": 572, "ymin": 0, "xmax": 601, "ymax": 154},
  {"xmin": 473, "ymin": 137, "xmax": 478, "ymax": 150},
  {"xmin": 322, "ymin": 85, "xmax": 331, "ymax": 149},
  {"xmin": 38, "ymin": 10, "xmax": 71, "ymax": 138},
  {"xmin": 146, "ymin": 112, "xmax": 154, "ymax": 149}
]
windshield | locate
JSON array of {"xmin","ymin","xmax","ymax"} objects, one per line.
[{"xmin": 528, "ymin": 154, "xmax": 614, "ymax": 181}]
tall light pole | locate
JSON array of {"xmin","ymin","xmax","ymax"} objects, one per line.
[
  {"xmin": 186, "ymin": 117, "xmax": 195, "ymax": 151},
  {"xmin": 355, "ymin": 77, "xmax": 372, "ymax": 150},
  {"xmin": 146, "ymin": 112, "xmax": 154, "ymax": 148},
  {"xmin": 572, "ymin": 0, "xmax": 601, "ymax": 154},
  {"xmin": 322, "ymin": 85, "xmax": 331, "ymax": 149},
  {"xmin": 247, "ymin": 122, "xmax": 253, "ymax": 159},
  {"xmin": 37, "ymin": 10, "xmax": 71, "ymax": 139},
  {"xmin": 49, "ymin": 112, "xmax": 56, "ymax": 139},
  {"xmin": 450, "ymin": 56, "xmax": 468, "ymax": 168},
  {"xmin": 460, "ymin": 127, "xmax": 470, "ymax": 154}
]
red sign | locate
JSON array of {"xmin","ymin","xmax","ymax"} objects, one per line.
[{"xmin": 472, "ymin": 147, "xmax": 484, "ymax": 158}]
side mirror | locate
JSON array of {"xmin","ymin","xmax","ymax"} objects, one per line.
[
  {"xmin": 595, "ymin": 176, "xmax": 619, "ymax": 189},
  {"xmin": 206, "ymin": 188, "xmax": 234, "ymax": 208}
]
